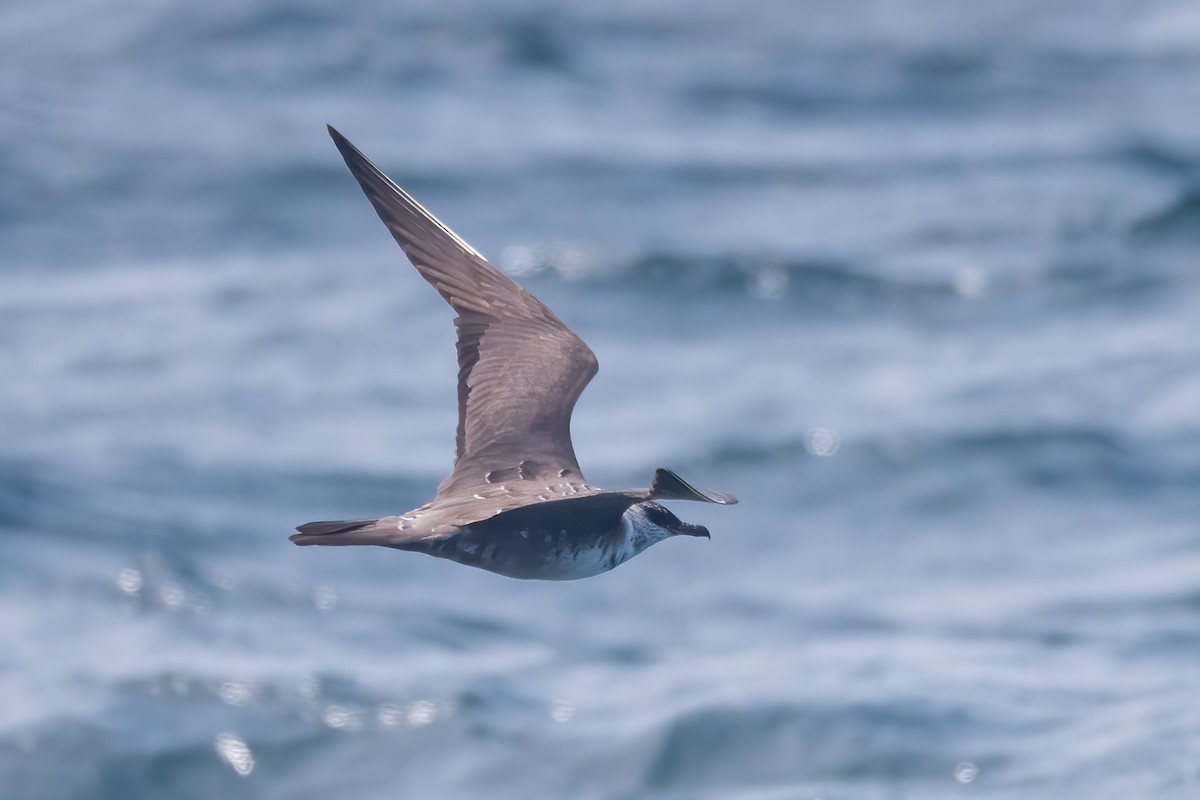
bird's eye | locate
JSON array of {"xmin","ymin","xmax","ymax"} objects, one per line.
[{"xmin": 647, "ymin": 506, "xmax": 672, "ymax": 526}]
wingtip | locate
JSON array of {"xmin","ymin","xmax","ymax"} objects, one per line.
[
  {"xmin": 325, "ymin": 125, "xmax": 375, "ymax": 185},
  {"xmin": 325, "ymin": 125, "xmax": 377, "ymax": 179},
  {"xmin": 701, "ymin": 488, "xmax": 738, "ymax": 505}
]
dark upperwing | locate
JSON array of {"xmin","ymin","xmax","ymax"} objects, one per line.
[{"xmin": 327, "ymin": 126, "xmax": 599, "ymax": 497}]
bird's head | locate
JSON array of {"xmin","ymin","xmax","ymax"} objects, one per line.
[{"xmin": 623, "ymin": 502, "xmax": 710, "ymax": 547}]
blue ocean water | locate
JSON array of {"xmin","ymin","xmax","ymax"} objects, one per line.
[{"xmin": 4, "ymin": 0, "xmax": 1200, "ymax": 797}]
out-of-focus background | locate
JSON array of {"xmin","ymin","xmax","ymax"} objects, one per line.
[{"xmin": 4, "ymin": 1, "xmax": 1200, "ymax": 798}]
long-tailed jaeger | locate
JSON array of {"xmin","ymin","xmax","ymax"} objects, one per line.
[{"xmin": 290, "ymin": 126, "xmax": 737, "ymax": 580}]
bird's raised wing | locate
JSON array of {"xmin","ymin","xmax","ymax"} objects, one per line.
[{"xmin": 328, "ymin": 127, "xmax": 598, "ymax": 497}]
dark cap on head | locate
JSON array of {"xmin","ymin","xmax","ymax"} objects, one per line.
[{"xmin": 642, "ymin": 502, "xmax": 710, "ymax": 538}]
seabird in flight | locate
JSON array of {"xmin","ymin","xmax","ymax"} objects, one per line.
[{"xmin": 291, "ymin": 126, "xmax": 736, "ymax": 580}]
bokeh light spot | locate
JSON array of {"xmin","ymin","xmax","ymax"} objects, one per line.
[
  {"xmin": 551, "ymin": 699, "xmax": 576, "ymax": 723},
  {"xmin": 214, "ymin": 733, "xmax": 254, "ymax": 777},
  {"xmin": 405, "ymin": 700, "xmax": 438, "ymax": 728},
  {"xmin": 804, "ymin": 427, "xmax": 841, "ymax": 457},
  {"xmin": 116, "ymin": 567, "xmax": 143, "ymax": 595}
]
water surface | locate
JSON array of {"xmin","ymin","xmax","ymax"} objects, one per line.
[{"xmin": 4, "ymin": 1, "xmax": 1200, "ymax": 797}]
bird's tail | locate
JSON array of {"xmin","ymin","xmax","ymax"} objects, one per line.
[{"xmin": 290, "ymin": 518, "xmax": 384, "ymax": 546}]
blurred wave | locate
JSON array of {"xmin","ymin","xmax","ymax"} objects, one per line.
[{"xmin": 5, "ymin": 0, "xmax": 1200, "ymax": 798}]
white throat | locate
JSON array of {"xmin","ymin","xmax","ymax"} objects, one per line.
[{"xmin": 619, "ymin": 504, "xmax": 674, "ymax": 556}]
